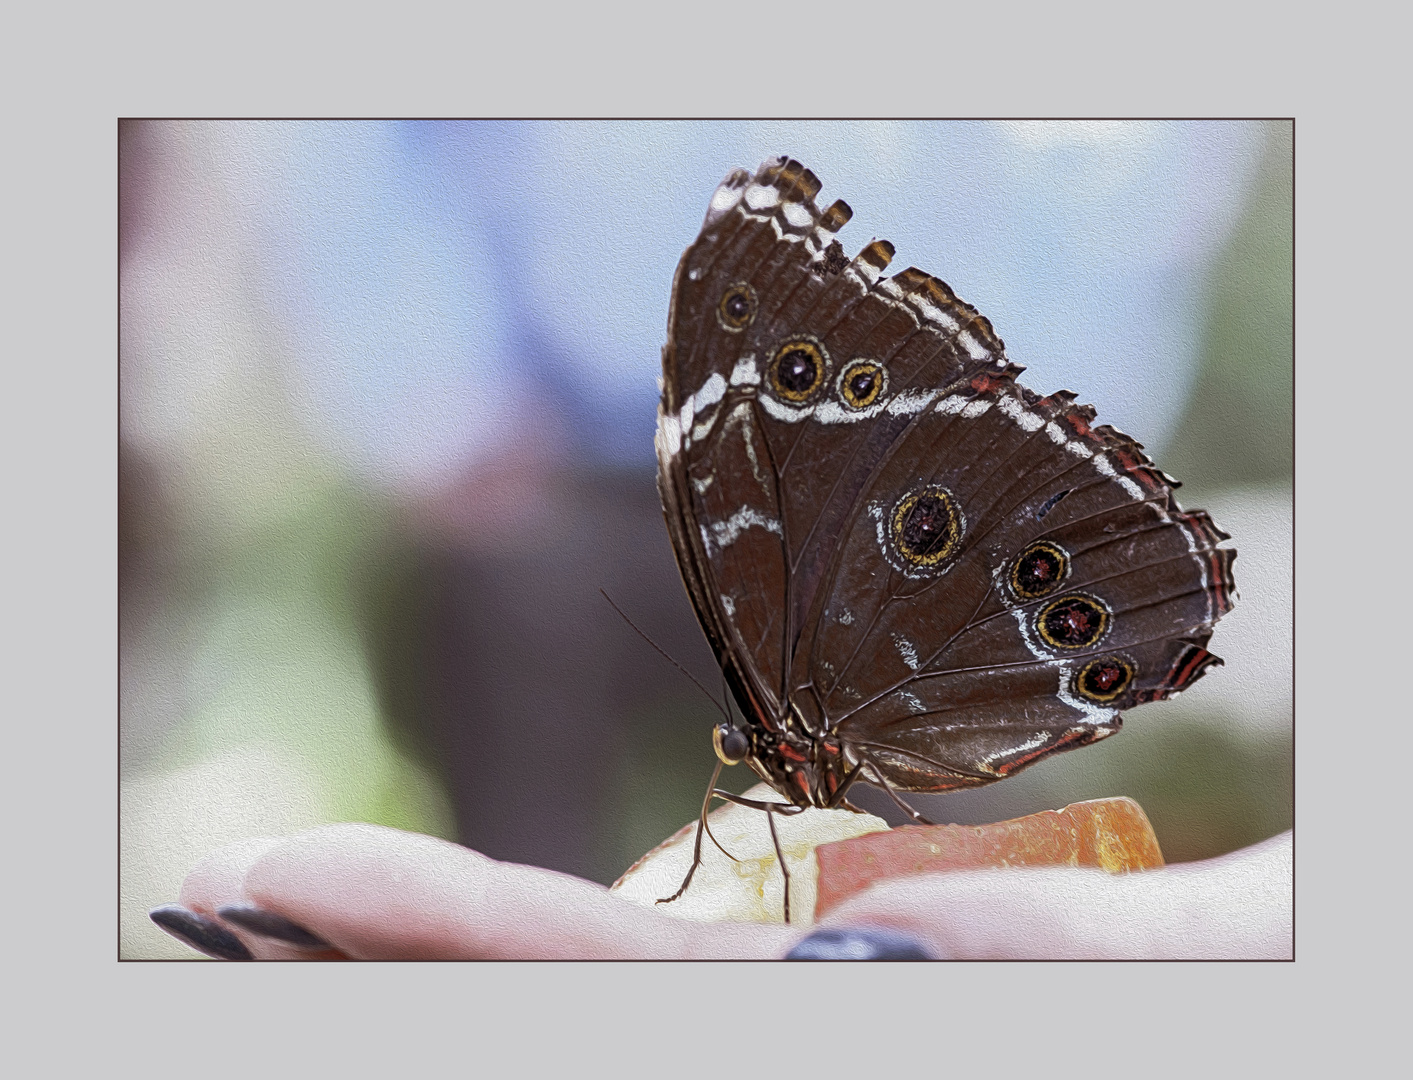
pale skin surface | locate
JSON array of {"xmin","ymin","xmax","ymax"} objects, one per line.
[{"xmin": 174, "ymin": 824, "xmax": 1294, "ymax": 960}]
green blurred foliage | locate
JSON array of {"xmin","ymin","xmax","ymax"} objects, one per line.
[
  {"xmin": 355, "ymin": 534, "xmax": 450, "ymax": 779},
  {"xmin": 122, "ymin": 450, "xmax": 456, "ymax": 839},
  {"xmin": 1103, "ymin": 717, "xmax": 1292, "ymax": 865},
  {"xmin": 1160, "ymin": 121, "xmax": 1293, "ymax": 492}
]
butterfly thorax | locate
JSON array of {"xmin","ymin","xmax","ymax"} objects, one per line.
[{"xmin": 741, "ymin": 709, "xmax": 856, "ymax": 810}]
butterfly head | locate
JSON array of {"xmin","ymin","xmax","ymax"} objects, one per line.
[{"xmin": 712, "ymin": 723, "xmax": 750, "ymax": 766}]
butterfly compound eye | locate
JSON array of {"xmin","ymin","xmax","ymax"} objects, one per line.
[
  {"xmin": 713, "ymin": 724, "xmax": 750, "ymax": 765},
  {"xmin": 768, "ymin": 337, "xmax": 828, "ymax": 402},
  {"xmin": 717, "ymin": 283, "xmax": 757, "ymax": 332}
]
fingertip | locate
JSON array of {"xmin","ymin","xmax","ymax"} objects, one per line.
[
  {"xmin": 216, "ymin": 903, "xmax": 334, "ymax": 951},
  {"xmin": 177, "ymin": 835, "xmax": 287, "ymax": 912},
  {"xmin": 784, "ymin": 926, "xmax": 935, "ymax": 960},
  {"xmin": 149, "ymin": 904, "xmax": 253, "ymax": 961}
]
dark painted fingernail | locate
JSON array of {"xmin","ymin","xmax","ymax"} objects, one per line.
[
  {"xmin": 784, "ymin": 926, "xmax": 935, "ymax": 960},
  {"xmin": 149, "ymin": 904, "xmax": 254, "ymax": 960},
  {"xmin": 217, "ymin": 903, "xmax": 332, "ymax": 950}
]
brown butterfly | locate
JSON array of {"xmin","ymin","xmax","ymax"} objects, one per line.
[{"xmin": 654, "ymin": 157, "xmax": 1235, "ymax": 921}]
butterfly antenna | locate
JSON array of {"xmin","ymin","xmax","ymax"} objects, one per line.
[{"xmin": 599, "ymin": 589, "xmax": 731, "ymax": 725}]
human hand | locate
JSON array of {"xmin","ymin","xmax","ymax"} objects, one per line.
[{"xmin": 151, "ymin": 821, "xmax": 1292, "ymax": 960}]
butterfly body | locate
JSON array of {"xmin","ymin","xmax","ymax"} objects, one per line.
[{"xmin": 654, "ymin": 158, "xmax": 1235, "ymax": 910}]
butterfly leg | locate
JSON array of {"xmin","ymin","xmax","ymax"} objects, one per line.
[
  {"xmin": 703, "ymin": 790, "xmax": 805, "ymax": 924},
  {"xmin": 869, "ymin": 764, "xmax": 938, "ymax": 826},
  {"xmin": 701, "ymin": 815, "xmax": 739, "ymax": 862},
  {"xmin": 706, "ymin": 790, "xmax": 807, "ymax": 815},
  {"xmin": 764, "ymin": 804, "xmax": 793, "ymax": 924},
  {"xmin": 824, "ymin": 761, "xmax": 869, "ymax": 810}
]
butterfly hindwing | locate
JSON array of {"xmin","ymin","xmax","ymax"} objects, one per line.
[{"xmin": 807, "ymin": 371, "xmax": 1235, "ymax": 788}]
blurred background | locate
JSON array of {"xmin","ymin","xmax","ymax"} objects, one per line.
[{"xmin": 120, "ymin": 120, "xmax": 1292, "ymax": 957}]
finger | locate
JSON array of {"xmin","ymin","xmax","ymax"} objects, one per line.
[
  {"xmin": 818, "ymin": 831, "xmax": 1293, "ymax": 960},
  {"xmin": 241, "ymin": 823, "xmax": 794, "ymax": 959},
  {"xmin": 784, "ymin": 926, "xmax": 934, "ymax": 960},
  {"xmin": 149, "ymin": 904, "xmax": 253, "ymax": 961},
  {"xmin": 216, "ymin": 903, "xmax": 336, "ymax": 951},
  {"xmin": 176, "ymin": 836, "xmax": 348, "ymax": 959}
]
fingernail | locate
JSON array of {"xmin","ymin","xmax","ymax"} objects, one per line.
[
  {"xmin": 784, "ymin": 926, "xmax": 935, "ymax": 960},
  {"xmin": 149, "ymin": 904, "xmax": 254, "ymax": 961},
  {"xmin": 217, "ymin": 903, "xmax": 331, "ymax": 950}
]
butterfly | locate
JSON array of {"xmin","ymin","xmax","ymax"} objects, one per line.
[{"xmin": 653, "ymin": 157, "xmax": 1236, "ymax": 922}]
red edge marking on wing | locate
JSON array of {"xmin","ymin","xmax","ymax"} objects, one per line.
[
  {"xmin": 1175, "ymin": 519, "xmax": 1235, "ymax": 615},
  {"xmin": 994, "ymin": 728, "xmax": 1091, "ymax": 776},
  {"xmin": 969, "ymin": 371, "xmax": 1009, "ymax": 394},
  {"xmin": 1133, "ymin": 643, "xmax": 1222, "ymax": 703},
  {"xmin": 1209, "ymin": 551, "xmax": 1233, "ymax": 614},
  {"xmin": 1064, "ymin": 412, "xmax": 1097, "ymax": 441},
  {"xmin": 1112, "ymin": 446, "xmax": 1167, "ymax": 492}
]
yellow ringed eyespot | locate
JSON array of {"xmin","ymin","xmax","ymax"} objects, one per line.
[
  {"xmin": 1074, "ymin": 656, "xmax": 1135, "ymax": 702},
  {"xmin": 890, "ymin": 485, "xmax": 963, "ymax": 567},
  {"xmin": 1010, "ymin": 541, "xmax": 1069, "ymax": 599},
  {"xmin": 768, "ymin": 336, "xmax": 828, "ymax": 402},
  {"xmin": 716, "ymin": 283, "xmax": 757, "ymax": 332},
  {"xmin": 1037, "ymin": 594, "xmax": 1110, "ymax": 650},
  {"xmin": 837, "ymin": 359, "xmax": 887, "ymax": 409}
]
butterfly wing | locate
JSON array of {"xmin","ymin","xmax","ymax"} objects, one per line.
[
  {"xmin": 658, "ymin": 158, "xmax": 859, "ymax": 731},
  {"xmin": 657, "ymin": 158, "xmax": 976, "ymax": 732},
  {"xmin": 802, "ymin": 369, "xmax": 1235, "ymax": 790},
  {"xmin": 659, "ymin": 157, "xmax": 1235, "ymax": 792}
]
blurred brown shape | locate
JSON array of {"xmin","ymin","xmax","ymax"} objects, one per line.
[{"xmin": 813, "ymin": 796, "xmax": 1165, "ymax": 921}]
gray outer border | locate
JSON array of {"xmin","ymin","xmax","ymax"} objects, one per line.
[{"xmin": 9, "ymin": 2, "xmax": 1392, "ymax": 1071}]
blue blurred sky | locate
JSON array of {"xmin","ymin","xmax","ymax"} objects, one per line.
[{"xmin": 126, "ymin": 120, "xmax": 1266, "ymax": 490}]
